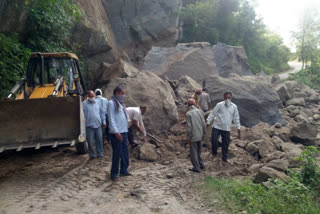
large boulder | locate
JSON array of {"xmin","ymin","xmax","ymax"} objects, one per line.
[
  {"xmin": 92, "ymin": 60, "xmax": 139, "ymax": 88},
  {"xmin": 175, "ymin": 75, "xmax": 202, "ymax": 103},
  {"xmin": 290, "ymin": 121, "xmax": 318, "ymax": 146},
  {"xmin": 102, "ymin": 71, "xmax": 178, "ymax": 134},
  {"xmin": 103, "ymin": 0, "xmax": 182, "ymax": 63},
  {"xmin": 206, "ymin": 75, "xmax": 284, "ymax": 127},
  {"xmin": 142, "ymin": 43, "xmax": 218, "ymax": 83},
  {"xmin": 284, "ymin": 81, "xmax": 320, "ymax": 104},
  {"xmin": 213, "ymin": 43, "xmax": 253, "ymax": 77}
]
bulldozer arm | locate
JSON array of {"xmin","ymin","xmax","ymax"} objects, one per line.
[{"xmin": 0, "ymin": 96, "xmax": 86, "ymax": 152}]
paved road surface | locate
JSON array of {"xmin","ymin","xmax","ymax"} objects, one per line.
[{"xmin": 279, "ymin": 61, "xmax": 302, "ymax": 80}]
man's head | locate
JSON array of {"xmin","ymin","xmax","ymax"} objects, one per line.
[
  {"xmin": 140, "ymin": 106, "xmax": 147, "ymax": 115},
  {"xmin": 224, "ymin": 92, "xmax": 232, "ymax": 100},
  {"xmin": 195, "ymin": 89, "xmax": 202, "ymax": 95},
  {"xmin": 187, "ymin": 99, "xmax": 196, "ymax": 106},
  {"xmin": 95, "ymin": 88, "xmax": 102, "ymax": 96},
  {"xmin": 113, "ymin": 86, "xmax": 125, "ymax": 96},
  {"xmin": 88, "ymin": 90, "xmax": 95, "ymax": 102}
]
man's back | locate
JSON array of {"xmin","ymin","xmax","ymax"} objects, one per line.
[
  {"xmin": 186, "ymin": 106, "xmax": 206, "ymax": 142},
  {"xmin": 199, "ymin": 92, "xmax": 211, "ymax": 111}
]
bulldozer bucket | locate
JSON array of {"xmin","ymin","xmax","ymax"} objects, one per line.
[{"xmin": 0, "ymin": 96, "xmax": 86, "ymax": 152}]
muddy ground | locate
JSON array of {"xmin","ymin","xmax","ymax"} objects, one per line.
[{"xmin": 0, "ymin": 115, "xmax": 257, "ymax": 214}]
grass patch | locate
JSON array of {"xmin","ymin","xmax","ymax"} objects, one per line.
[{"xmin": 201, "ymin": 147, "xmax": 320, "ymax": 214}]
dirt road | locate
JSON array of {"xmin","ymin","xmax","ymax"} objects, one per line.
[
  {"xmin": 0, "ymin": 134, "xmax": 254, "ymax": 214},
  {"xmin": 279, "ymin": 61, "xmax": 302, "ymax": 80}
]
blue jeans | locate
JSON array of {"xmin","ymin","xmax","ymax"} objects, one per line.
[
  {"xmin": 86, "ymin": 126, "xmax": 104, "ymax": 158},
  {"xmin": 110, "ymin": 133, "xmax": 129, "ymax": 178}
]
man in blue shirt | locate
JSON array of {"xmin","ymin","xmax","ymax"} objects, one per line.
[
  {"xmin": 108, "ymin": 86, "xmax": 130, "ymax": 181},
  {"xmin": 83, "ymin": 90, "xmax": 106, "ymax": 160},
  {"xmin": 95, "ymin": 89, "xmax": 109, "ymax": 143}
]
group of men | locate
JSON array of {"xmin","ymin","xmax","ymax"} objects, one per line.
[
  {"xmin": 186, "ymin": 89, "xmax": 241, "ymax": 173},
  {"xmin": 82, "ymin": 87, "xmax": 146, "ymax": 181}
]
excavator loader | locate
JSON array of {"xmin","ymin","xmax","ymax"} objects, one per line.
[{"xmin": 0, "ymin": 52, "xmax": 88, "ymax": 154}]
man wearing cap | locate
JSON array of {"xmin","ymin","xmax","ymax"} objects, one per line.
[
  {"xmin": 95, "ymin": 89, "xmax": 109, "ymax": 143},
  {"xmin": 186, "ymin": 99, "xmax": 206, "ymax": 173}
]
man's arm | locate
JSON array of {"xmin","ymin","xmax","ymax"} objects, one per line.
[
  {"xmin": 186, "ymin": 113, "xmax": 192, "ymax": 142},
  {"xmin": 233, "ymin": 106, "xmax": 241, "ymax": 139},
  {"xmin": 206, "ymin": 103, "xmax": 219, "ymax": 125},
  {"xmin": 107, "ymin": 101, "xmax": 119, "ymax": 133}
]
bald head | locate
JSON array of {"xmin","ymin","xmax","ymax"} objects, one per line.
[
  {"xmin": 187, "ymin": 99, "xmax": 196, "ymax": 106},
  {"xmin": 88, "ymin": 90, "xmax": 95, "ymax": 98}
]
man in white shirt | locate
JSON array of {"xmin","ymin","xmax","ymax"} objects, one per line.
[
  {"xmin": 126, "ymin": 106, "xmax": 147, "ymax": 148},
  {"xmin": 95, "ymin": 89, "xmax": 109, "ymax": 143},
  {"xmin": 206, "ymin": 92, "xmax": 240, "ymax": 162}
]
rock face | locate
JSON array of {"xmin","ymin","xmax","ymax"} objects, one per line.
[
  {"xmin": 0, "ymin": 0, "xmax": 26, "ymax": 34},
  {"xmin": 103, "ymin": 0, "xmax": 182, "ymax": 63},
  {"xmin": 142, "ymin": 43, "xmax": 218, "ymax": 83},
  {"xmin": 213, "ymin": 43, "xmax": 252, "ymax": 77},
  {"xmin": 101, "ymin": 71, "xmax": 178, "ymax": 134},
  {"xmin": 206, "ymin": 75, "xmax": 283, "ymax": 127}
]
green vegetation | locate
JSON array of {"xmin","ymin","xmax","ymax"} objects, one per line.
[
  {"xmin": 180, "ymin": 0, "xmax": 290, "ymax": 74},
  {"xmin": 201, "ymin": 146, "xmax": 320, "ymax": 214},
  {"xmin": 0, "ymin": 0, "xmax": 81, "ymax": 98},
  {"xmin": 0, "ymin": 34, "xmax": 31, "ymax": 98},
  {"xmin": 24, "ymin": 0, "xmax": 81, "ymax": 52},
  {"xmin": 289, "ymin": 7, "xmax": 320, "ymax": 89}
]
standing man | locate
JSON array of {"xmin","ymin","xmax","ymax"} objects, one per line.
[
  {"xmin": 207, "ymin": 92, "xmax": 240, "ymax": 162},
  {"xmin": 192, "ymin": 89, "xmax": 202, "ymax": 109},
  {"xmin": 186, "ymin": 99, "xmax": 206, "ymax": 173},
  {"xmin": 83, "ymin": 90, "xmax": 106, "ymax": 160},
  {"xmin": 108, "ymin": 86, "xmax": 131, "ymax": 181},
  {"xmin": 95, "ymin": 89, "xmax": 109, "ymax": 143},
  {"xmin": 199, "ymin": 88, "xmax": 211, "ymax": 112},
  {"xmin": 126, "ymin": 106, "xmax": 147, "ymax": 148}
]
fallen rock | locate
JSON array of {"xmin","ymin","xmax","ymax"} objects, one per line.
[
  {"xmin": 102, "ymin": 71, "xmax": 178, "ymax": 134},
  {"xmin": 142, "ymin": 43, "xmax": 218, "ymax": 83},
  {"xmin": 290, "ymin": 121, "xmax": 318, "ymax": 146},
  {"xmin": 254, "ymin": 167, "xmax": 288, "ymax": 183},
  {"xmin": 284, "ymin": 81, "xmax": 320, "ymax": 104},
  {"xmin": 206, "ymin": 75, "xmax": 283, "ymax": 127},
  {"xmin": 246, "ymin": 142, "xmax": 259, "ymax": 155},
  {"xmin": 265, "ymin": 159, "xmax": 289, "ymax": 172},
  {"xmin": 271, "ymin": 74, "xmax": 281, "ymax": 85},
  {"xmin": 176, "ymin": 75, "xmax": 202, "ymax": 102},
  {"xmin": 139, "ymin": 143, "xmax": 157, "ymax": 162},
  {"xmin": 271, "ymin": 136, "xmax": 284, "ymax": 150},
  {"xmin": 275, "ymin": 84, "xmax": 291, "ymax": 105},
  {"xmin": 281, "ymin": 142, "xmax": 304, "ymax": 167},
  {"xmin": 286, "ymin": 98, "xmax": 306, "ymax": 107},
  {"xmin": 295, "ymin": 114, "xmax": 309, "ymax": 123}
]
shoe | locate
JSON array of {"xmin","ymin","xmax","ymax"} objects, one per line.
[
  {"xmin": 111, "ymin": 177, "xmax": 120, "ymax": 182},
  {"xmin": 201, "ymin": 166, "xmax": 206, "ymax": 170},
  {"xmin": 222, "ymin": 158, "xmax": 229, "ymax": 163},
  {"xmin": 89, "ymin": 156, "xmax": 96, "ymax": 160},
  {"xmin": 120, "ymin": 172, "xmax": 133, "ymax": 177},
  {"xmin": 188, "ymin": 168, "xmax": 200, "ymax": 173}
]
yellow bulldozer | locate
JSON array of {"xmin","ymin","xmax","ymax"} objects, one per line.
[{"xmin": 0, "ymin": 52, "xmax": 88, "ymax": 154}]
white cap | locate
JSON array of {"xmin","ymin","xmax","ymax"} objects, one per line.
[{"xmin": 95, "ymin": 88, "xmax": 103, "ymax": 96}]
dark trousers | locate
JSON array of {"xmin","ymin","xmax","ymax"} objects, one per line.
[
  {"xmin": 110, "ymin": 133, "xmax": 129, "ymax": 178},
  {"xmin": 211, "ymin": 128, "xmax": 230, "ymax": 159},
  {"xmin": 127, "ymin": 127, "xmax": 134, "ymax": 145},
  {"xmin": 190, "ymin": 141, "xmax": 204, "ymax": 171},
  {"xmin": 105, "ymin": 114, "xmax": 110, "ymax": 142}
]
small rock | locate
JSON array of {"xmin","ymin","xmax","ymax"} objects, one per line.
[
  {"xmin": 286, "ymin": 98, "xmax": 306, "ymax": 107},
  {"xmin": 295, "ymin": 114, "xmax": 309, "ymax": 123},
  {"xmin": 313, "ymin": 114, "xmax": 320, "ymax": 120},
  {"xmin": 166, "ymin": 173, "xmax": 175, "ymax": 179},
  {"xmin": 274, "ymin": 123, "xmax": 282, "ymax": 128},
  {"xmin": 246, "ymin": 142, "xmax": 259, "ymax": 155},
  {"xmin": 254, "ymin": 167, "xmax": 287, "ymax": 183}
]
